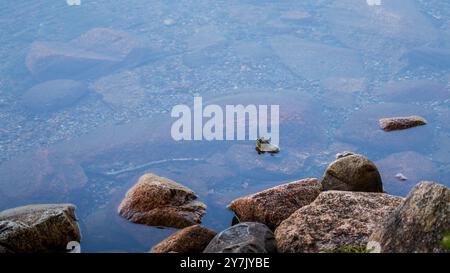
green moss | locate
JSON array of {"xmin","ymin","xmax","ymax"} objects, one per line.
[
  {"xmin": 441, "ymin": 232, "xmax": 450, "ymax": 250},
  {"xmin": 324, "ymin": 246, "xmax": 372, "ymax": 253}
]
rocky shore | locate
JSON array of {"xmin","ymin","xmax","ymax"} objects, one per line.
[{"xmin": 0, "ymin": 153, "xmax": 448, "ymax": 253}]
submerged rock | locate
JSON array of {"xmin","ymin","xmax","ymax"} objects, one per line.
[
  {"xmin": 204, "ymin": 222, "xmax": 277, "ymax": 253},
  {"xmin": 26, "ymin": 28, "xmax": 141, "ymax": 80},
  {"xmin": 228, "ymin": 178, "xmax": 321, "ymax": 229},
  {"xmin": 0, "ymin": 149, "xmax": 88, "ymax": 203},
  {"xmin": 374, "ymin": 80, "xmax": 449, "ymax": 103},
  {"xmin": 90, "ymin": 69, "xmax": 146, "ymax": 109},
  {"xmin": 0, "ymin": 204, "xmax": 81, "ymax": 253},
  {"xmin": 269, "ymin": 36, "xmax": 364, "ymax": 81},
  {"xmin": 151, "ymin": 225, "xmax": 216, "ymax": 253},
  {"xmin": 321, "ymin": 154, "xmax": 383, "ymax": 192},
  {"xmin": 21, "ymin": 80, "xmax": 89, "ymax": 112},
  {"xmin": 26, "ymin": 41, "xmax": 119, "ymax": 80},
  {"xmin": 369, "ymin": 182, "xmax": 450, "ymax": 253},
  {"xmin": 275, "ymin": 191, "xmax": 403, "ymax": 253},
  {"xmin": 118, "ymin": 173, "xmax": 206, "ymax": 228},
  {"xmin": 379, "ymin": 116, "xmax": 427, "ymax": 131}
]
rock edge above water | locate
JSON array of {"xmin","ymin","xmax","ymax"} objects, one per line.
[
  {"xmin": 379, "ymin": 116, "xmax": 427, "ymax": 131},
  {"xmin": 118, "ymin": 173, "xmax": 206, "ymax": 228},
  {"xmin": 228, "ymin": 178, "xmax": 321, "ymax": 230}
]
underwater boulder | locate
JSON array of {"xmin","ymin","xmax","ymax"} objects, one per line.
[
  {"xmin": 26, "ymin": 28, "xmax": 141, "ymax": 80},
  {"xmin": 21, "ymin": 79, "xmax": 89, "ymax": 112}
]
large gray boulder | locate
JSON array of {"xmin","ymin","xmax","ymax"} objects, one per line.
[
  {"xmin": 0, "ymin": 204, "xmax": 81, "ymax": 253},
  {"xmin": 275, "ymin": 191, "xmax": 403, "ymax": 253},
  {"xmin": 228, "ymin": 178, "xmax": 321, "ymax": 230},
  {"xmin": 369, "ymin": 182, "xmax": 450, "ymax": 253},
  {"xmin": 118, "ymin": 173, "xmax": 206, "ymax": 228},
  {"xmin": 204, "ymin": 222, "xmax": 277, "ymax": 253},
  {"xmin": 321, "ymin": 154, "xmax": 383, "ymax": 192}
]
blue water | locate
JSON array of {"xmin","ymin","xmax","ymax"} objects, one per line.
[{"xmin": 0, "ymin": 0, "xmax": 449, "ymax": 252}]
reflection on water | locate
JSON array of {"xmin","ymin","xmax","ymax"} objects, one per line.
[{"xmin": 0, "ymin": 0, "xmax": 449, "ymax": 252}]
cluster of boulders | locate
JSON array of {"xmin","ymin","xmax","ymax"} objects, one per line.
[
  {"xmin": 0, "ymin": 153, "xmax": 448, "ymax": 253},
  {"xmin": 115, "ymin": 153, "xmax": 449, "ymax": 253}
]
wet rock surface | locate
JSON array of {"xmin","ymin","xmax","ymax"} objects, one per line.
[
  {"xmin": 379, "ymin": 116, "xmax": 427, "ymax": 131},
  {"xmin": 321, "ymin": 154, "xmax": 383, "ymax": 192},
  {"xmin": 269, "ymin": 36, "xmax": 364, "ymax": 81},
  {"xmin": 369, "ymin": 182, "xmax": 450, "ymax": 253},
  {"xmin": 204, "ymin": 222, "xmax": 277, "ymax": 253},
  {"xmin": 0, "ymin": 245, "xmax": 11, "ymax": 253},
  {"xmin": 21, "ymin": 80, "xmax": 89, "ymax": 112},
  {"xmin": 228, "ymin": 178, "xmax": 321, "ymax": 229},
  {"xmin": 0, "ymin": 204, "xmax": 81, "ymax": 253},
  {"xmin": 91, "ymin": 70, "xmax": 147, "ymax": 109},
  {"xmin": 151, "ymin": 225, "xmax": 216, "ymax": 253},
  {"xmin": 118, "ymin": 173, "xmax": 206, "ymax": 228},
  {"xmin": 275, "ymin": 191, "xmax": 403, "ymax": 253}
]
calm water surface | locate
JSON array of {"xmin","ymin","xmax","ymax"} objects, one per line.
[{"xmin": 0, "ymin": 0, "xmax": 449, "ymax": 252}]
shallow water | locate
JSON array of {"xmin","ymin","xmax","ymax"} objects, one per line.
[{"xmin": 0, "ymin": 0, "xmax": 449, "ymax": 252}]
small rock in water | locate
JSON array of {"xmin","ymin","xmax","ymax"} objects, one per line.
[
  {"xmin": 376, "ymin": 151, "xmax": 438, "ymax": 196},
  {"xmin": 379, "ymin": 116, "xmax": 427, "ymax": 131},
  {"xmin": 395, "ymin": 173, "xmax": 408, "ymax": 181},
  {"xmin": 255, "ymin": 137, "xmax": 280, "ymax": 154}
]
